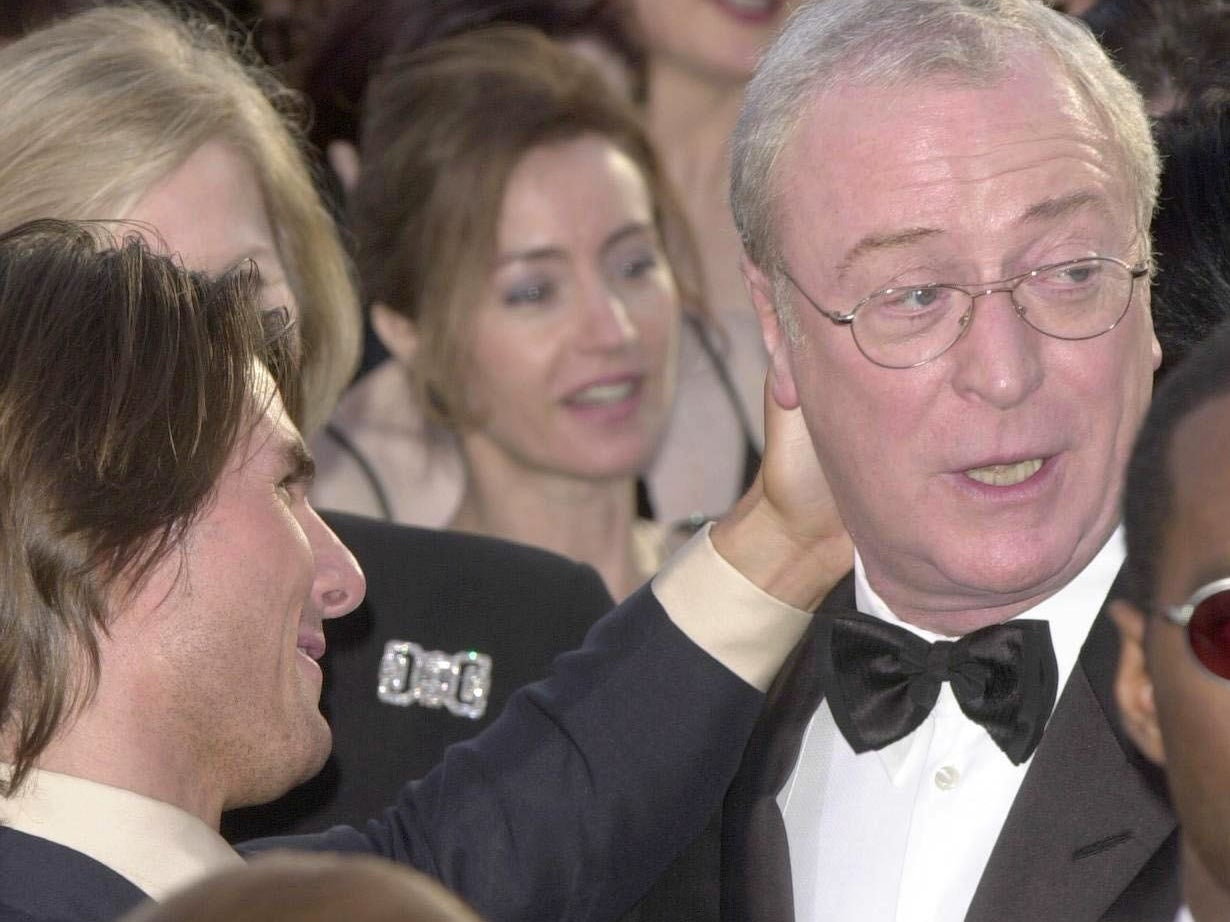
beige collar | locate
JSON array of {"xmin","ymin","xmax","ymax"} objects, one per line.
[{"xmin": 0, "ymin": 767, "xmax": 242, "ymax": 900}]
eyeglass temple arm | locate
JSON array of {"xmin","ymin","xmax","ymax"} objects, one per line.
[{"xmin": 781, "ymin": 268, "xmax": 856, "ymax": 326}]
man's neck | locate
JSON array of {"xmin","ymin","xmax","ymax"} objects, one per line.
[{"xmin": 34, "ymin": 708, "xmax": 222, "ymax": 829}]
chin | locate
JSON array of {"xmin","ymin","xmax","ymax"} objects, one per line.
[
  {"xmin": 272, "ymin": 711, "xmax": 334, "ymax": 794},
  {"xmin": 560, "ymin": 441, "xmax": 657, "ymax": 482},
  {"xmin": 929, "ymin": 539, "xmax": 1083, "ymax": 604}
]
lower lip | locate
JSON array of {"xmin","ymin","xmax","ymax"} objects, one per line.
[
  {"xmin": 948, "ymin": 456, "xmax": 1058, "ymax": 502},
  {"xmin": 296, "ymin": 647, "xmax": 322, "ymax": 678},
  {"xmin": 709, "ymin": 0, "xmax": 784, "ymax": 24},
  {"xmin": 564, "ymin": 382, "xmax": 644, "ymax": 425}
]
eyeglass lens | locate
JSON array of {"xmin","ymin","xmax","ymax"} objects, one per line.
[
  {"xmin": 854, "ymin": 258, "xmax": 1134, "ymax": 368},
  {"xmin": 1187, "ymin": 589, "xmax": 1230, "ymax": 680}
]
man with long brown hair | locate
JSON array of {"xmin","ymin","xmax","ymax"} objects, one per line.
[{"xmin": 0, "ymin": 219, "xmax": 850, "ymax": 922}]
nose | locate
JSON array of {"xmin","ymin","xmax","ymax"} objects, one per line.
[
  {"xmin": 303, "ymin": 505, "xmax": 366, "ymax": 619},
  {"xmin": 580, "ymin": 279, "xmax": 638, "ymax": 350},
  {"xmin": 949, "ymin": 288, "xmax": 1044, "ymax": 409}
]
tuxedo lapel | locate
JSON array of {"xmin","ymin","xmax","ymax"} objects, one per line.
[
  {"xmin": 0, "ymin": 827, "xmax": 149, "ymax": 921},
  {"xmin": 721, "ymin": 572, "xmax": 1177, "ymax": 922},
  {"xmin": 966, "ymin": 580, "xmax": 1178, "ymax": 922}
]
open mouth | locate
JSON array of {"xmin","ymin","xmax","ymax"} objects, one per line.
[
  {"xmin": 565, "ymin": 378, "xmax": 641, "ymax": 407},
  {"xmin": 963, "ymin": 458, "xmax": 1044, "ymax": 487},
  {"xmin": 297, "ymin": 634, "xmax": 326, "ymax": 662}
]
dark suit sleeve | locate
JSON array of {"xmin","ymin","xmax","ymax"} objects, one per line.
[{"xmin": 243, "ymin": 584, "xmax": 764, "ymax": 922}]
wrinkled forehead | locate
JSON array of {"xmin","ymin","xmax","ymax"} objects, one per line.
[{"xmin": 774, "ymin": 57, "xmax": 1136, "ymax": 266}]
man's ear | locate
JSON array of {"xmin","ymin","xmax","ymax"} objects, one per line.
[
  {"xmin": 371, "ymin": 302, "xmax": 419, "ymax": 366},
  {"xmin": 742, "ymin": 254, "xmax": 800, "ymax": 410},
  {"xmin": 1109, "ymin": 599, "xmax": 1167, "ymax": 765}
]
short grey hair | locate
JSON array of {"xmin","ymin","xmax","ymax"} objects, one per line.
[{"xmin": 731, "ymin": 0, "xmax": 1159, "ymax": 277}]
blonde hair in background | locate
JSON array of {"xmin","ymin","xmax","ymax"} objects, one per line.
[
  {"xmin": 121, "ymin": 853, "xmax": 485, "ymax": 922},
  {"xmin": 0, "ymin": 2, "xmax": 360, "ymax": 433}
]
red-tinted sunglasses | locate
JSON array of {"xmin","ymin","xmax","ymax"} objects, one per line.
[{"xmin": 1165, "ymin": 577, "xmax": 1230, "ymax": 680}]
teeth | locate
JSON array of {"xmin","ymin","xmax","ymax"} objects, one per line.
[
  {"xmin": 571, "ymin": 382, "xmax": 634, "ymax": 405},
  {"xmin": 964, "ymin": 458, "xmax": 1043, "ymax": 487},
  {"xmin": 724, "ymin": 0, "xmax": 774, "ymax": 9}
]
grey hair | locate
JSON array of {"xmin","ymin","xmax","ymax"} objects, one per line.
[{"xmin": 732, "ymin": 0, "xmax": 1159, "ymax": 280}]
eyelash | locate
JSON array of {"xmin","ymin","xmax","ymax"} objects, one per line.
[
  {"xmin": 504, "ymin": 280, "xmax": 556, "ymax": 307},
  {"xmin": 278, "ymin": 473, "xmax": 309, "ymax": 501},
  {"xmin": 619, "ymin": 253, "xmax": 658, "ymax": 280}
]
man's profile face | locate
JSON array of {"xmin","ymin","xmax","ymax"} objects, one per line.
[
  {"xmin": 1116, "ymin": 392, "xmax": 1230, "ymax": 897},
  {"xmin": 749, "ymin": 49, "xmax": 1160, "ymax": 627},
  {"xmin": 112, "ymin": 370, "xmax": 365, "ymax": 817}
]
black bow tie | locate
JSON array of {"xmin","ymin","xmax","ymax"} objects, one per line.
[{"xmin": 820, "ymin": 612, "xmax": 1058, "ymax": 765}]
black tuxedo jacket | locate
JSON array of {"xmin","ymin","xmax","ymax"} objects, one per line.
[
  {"xmin": 626, "ymin": 571, "xmax": 1180, "ymax": 922},
  {"xmin": 224, "ymin": 512, "xmax": 614, "ymax": 840},
  {"xmin": 0, "ymin": 575, "xmax": 764, "ymax": 922},
  {"xmin": 0, "ymin": 829, "xmax": 145, "ymax": 922}
]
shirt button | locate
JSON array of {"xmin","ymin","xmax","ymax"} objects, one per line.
[{"xmin": 934, "ymin": 765, "xmax": 961, "ymax": 790}]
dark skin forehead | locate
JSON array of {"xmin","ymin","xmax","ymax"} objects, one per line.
[{"xmin": 1159, "ymin": 391, "xmax": 1230, "ymax": 608}]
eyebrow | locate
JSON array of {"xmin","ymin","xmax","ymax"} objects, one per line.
[
  {"xmin": 600, "ymin": 222, "xmax": 655, "ymax": 256},
  {"xmin": 494, "ymin": 222, "xmax": 654, "ymax": 267},
  {"xmin": 1015, "ymin": 190, "xmax": 1107, "ymax": 225},
  {"xmin": 281, "ymin": 436, "xmax": 317, "ymax": 485},
  {"xmin": 835, "ymin": 227, "xmax": 942, "ymax": 279},
  {"xmin": 833, "ymin": 190, "xmax": 1113, "ymax": 280}
]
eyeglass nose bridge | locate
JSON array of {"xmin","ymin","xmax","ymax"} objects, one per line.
[{"xmin": 944, "ymin": 282, "xmax": 1029, "ymax": 356}]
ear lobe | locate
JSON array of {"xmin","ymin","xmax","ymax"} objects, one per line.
[
  {"xmin": 371, "ymin": 302, "xmax": 420, "ymax": 366},
  {"xmin": 1109, "ymin": 599, "xmax": 1167, "ymax": 765},
  {"xmin": 742, "ymin": 255, "xmax": 801, "ymax": 410}
]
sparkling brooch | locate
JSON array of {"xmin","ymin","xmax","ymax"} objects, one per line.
[{"xmin": 377, "ymin": 641, "xmax": 493, "ymax": 719}]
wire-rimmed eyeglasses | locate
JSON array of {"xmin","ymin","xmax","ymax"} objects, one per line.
[
  {"xmin": 1165, "ymin": 577, "xmax": 1230, "ymax": 681},
  {"xmin": 782, "ymin": 256, "xmax": 1149, "ymax": 369}
]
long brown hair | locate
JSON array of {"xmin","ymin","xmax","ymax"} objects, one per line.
[
  {"xmin": 352, "ymin": 25, "xmax": 703, "ymax": 426},
  {"xmin": 0, "ymin": 220, "xmax": 295, "ymax": 794}
]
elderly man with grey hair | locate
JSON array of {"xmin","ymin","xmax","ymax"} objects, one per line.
[{"xmin": 624, "ymin": 1, "xmax": 1177, "ymax": 921}]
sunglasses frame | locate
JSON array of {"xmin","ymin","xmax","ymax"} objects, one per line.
[{"xmin": 1163, "ymin": 576, "xmax": 1230, "ymax": 680}]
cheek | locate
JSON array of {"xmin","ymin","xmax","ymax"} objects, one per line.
[
  {"xmin": 634, "ymin": 298, "xmax": 680, "ymax": 371},
  {"xmin": 1067, "ymin": 324, "xmax": 1155, "ymax": 455},
  {"xmin": 465, "ymin": 325, "xmax": 554, "ymax": 421},
  {"xmin": 787, "ymin": 334, "xmax": 930, "ymax": 529},
  {"xmin": 1154, "ymin": 659, "xmax": 1230, "ymax": 821},
  {"xmin": 791, "ymin": 328, "xmax": 939, "ymax": 461}
]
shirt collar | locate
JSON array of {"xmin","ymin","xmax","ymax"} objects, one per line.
[
  {"xmin": 851, "ymin": 527, "xmax": 1125, "ymax": 779},
  {"xmin": 0, "ymin": 768, "xmax": 242, "ymax": 901}
]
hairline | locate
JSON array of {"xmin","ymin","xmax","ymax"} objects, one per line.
[{"xmin": 731, "ymin": 0, "xmax": 1160, "ymax": 316}]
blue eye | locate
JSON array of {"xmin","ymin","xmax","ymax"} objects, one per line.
[
  {"xmin": 504, "ymin": 279, "xmax": 556, "ymax": 306},
  {"xmin": 1052, "ymin": 263, "xmax": 1100, "ymax": 285},
  {"xmin": 620, "ymin": 253, "xmax": 658, "ymax": 279},
  {"xmin": 882, "ymin": 286, "xmax": 948, "ymax": 313}
]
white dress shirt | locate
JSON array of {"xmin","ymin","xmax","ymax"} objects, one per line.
[
  {"xmin": 777, "ymin": 529, "xmax": 1125, "ymax": 922},
  {"xmin": 0, "ymin": 768, "xmax": 241, "ymax": 900}
]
